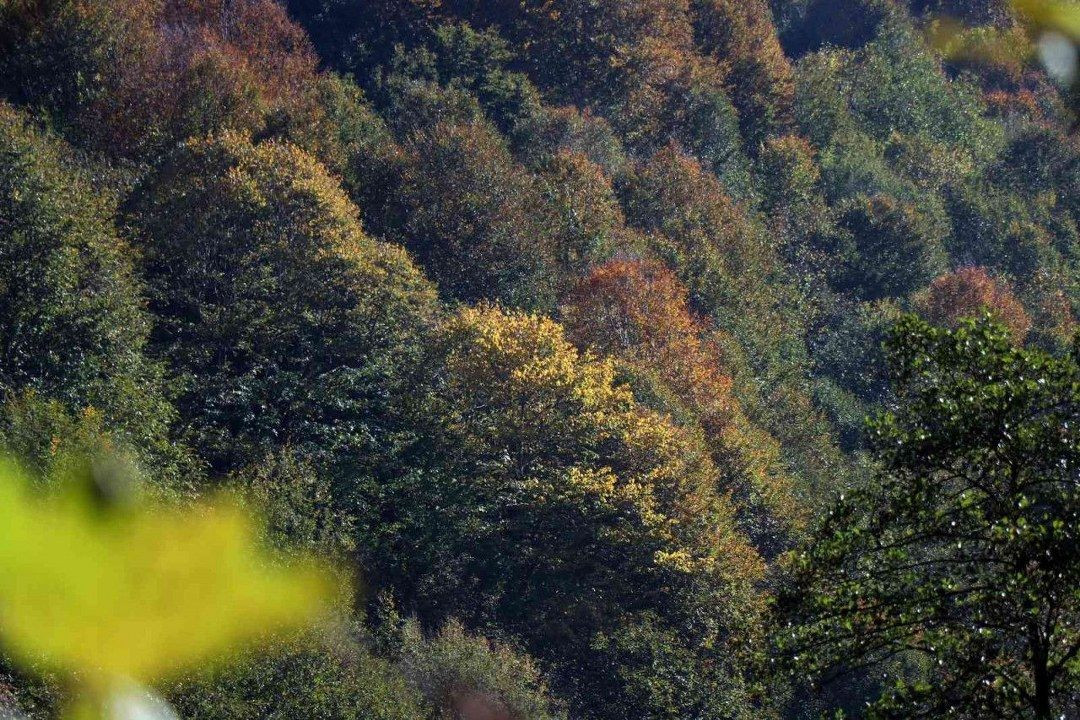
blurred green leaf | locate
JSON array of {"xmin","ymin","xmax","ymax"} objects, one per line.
[{"xmin": 0, "ymin": 459, "xmax": 338, "ymax": 714}]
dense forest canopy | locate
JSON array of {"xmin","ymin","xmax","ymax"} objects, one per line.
[{"xmin": 1, "ymin": 0, "xmax": 1080, "ymax": 717}]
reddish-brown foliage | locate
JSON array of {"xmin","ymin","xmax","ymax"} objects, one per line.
[
  {"xmin": 563, "ymin": 259, "xmax": 802, "ymax": 542},
  {"xmin": 75, "ymin": 0, "xmax": 320, "ymax": 156},
  {"xmin": 922, "ymin": 267, "xmax": 1032, "ymax": 341},
  {"xmin": 564, "ymin": 259, "xmax": 737, "ymax": 416}
]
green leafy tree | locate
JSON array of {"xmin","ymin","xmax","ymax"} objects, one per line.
[
  {"xmin": 122, "ymin": 132, "xmax": 438, "ymax": 475},
  {"xmin": 168, "ymin": 631, "xmax": 426, "ymax": 720},
  {"xmin": 836, "ymin": 194, "xmax": 949, "ymax": 301},
  {"xmin": 781, "ymin": 315, "xmax": 1080, "ymax": 718},
  {"xmin": 0, "ymin": 0, "xmax": 118, "ymax": 124},
  {"xmin": 396, "ymin": 618, "xmax": 567, "ymax": 720},
  {"xmin": 386, "ymin": 120, "xmax": 562, "ymax": 310},
  {"xmin": 0, "ymin": 103, "xmax": 185, "ymax": 485}
]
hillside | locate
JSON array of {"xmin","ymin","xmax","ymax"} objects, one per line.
[{"xmin": 2, "ymin": 0, "xmax": 1080, "ymax": 718}]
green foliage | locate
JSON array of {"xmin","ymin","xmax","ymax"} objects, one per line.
[
  {"xmin": 808, "ymin": 299, "xmax": 900, "ymax": 446},
  {"xmin": 835, "ymin": 194, "xmax": 950, "ymax": 300},
  {"xmin": 168, "ymin": 632, "xmax": 425, "ymax": 720},
  {"xmin": 619, "ymin": 145, "xmax": 851, "ymax": 503},
  {"xmin": 413, "ymin": 22, "xmax": 543, "ymax": 134},
  {"xmin": 781, "ymin": 315, "xmax": 1080, "ymax": 718},
  {"xmin": 122, "ymin": 132, "xmax": 438, "ymax": 474},
  {"xmin": 795, "ymin": 23, "xmax": 1003, "ymax": 165},
  {"xmin": 386, "ymin": 120, "xmax": 564, "ymax": 310},
  {"xmin": 691, "ymin": 0, "xmax": 796, "ymax": 145},
  {"xmin": 397, "ymin": 619, "xmax": 566, "ymax": 720},
  {"xmin": 511, "ymin": 105, "xmax": 627, "ymax": 173},
  {"xmin": 945, "ymin": 180, "xmax": 1057, "ymax": 278},
  {"xmin": 0, "ymin": 0, "xmax": 117, "ymax": 124},
  {"xmin": 0, "ymin": 103, "xmax": 186, "ymax": 485},
  {"xmin": 227, "ymin": 449, "xmax": 356, "ymax": 556}
]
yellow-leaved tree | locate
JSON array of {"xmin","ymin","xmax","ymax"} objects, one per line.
[{"xmin": 362, "ymin": 304, "xmax": 769, "ymax": 720}]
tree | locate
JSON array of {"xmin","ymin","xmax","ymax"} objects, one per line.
[
  {"xmin": 0, "ymin": 0, "xmax": 119, "ymax": 124},
  {"xmin": 836, "ymin": 194, "xmax": 949, "ymax": 301},
  {"xmin": 755, "ymin": 134, "xmax": 837, "ymax": 282},
  {"xmin": 366, "ymin": 305, "xmax": 766, "ymax": 720},
  {"xmin": 781, "ymin": 315, "xmax": 1080, "ymax": 719},
  {"xmin": 386, "ymin": 120, "xmax": 562, "ymax": 310},
  {"xmin": 691, "ymin": 0, "xmax": 796, "ymax": 145},
  {"xmin": 511, "ymin": 105, "xmax": 627, "ymax": 173},
  {"xmin": 619, "ymin": 145, "xmax": 849, "ymax": 502},
  {"xmin": 945, "ymin": 181, "xmax": 1055, "ymax": 281},
  {"xmin": 562, "ymin": 259, "xmax": 801, "ymax": 549},
  {"xmin": 536, "ymin": 151, "xmax": 627, "ymax": 287},
  {"xmin": 1, "ymin": 0, "xmax": 323, "ymax": 159},
  {"xmin": 167, "ymin": 632, "xmax": 426, "ymax": 720},
  {"xmin": 122, "ymin": 132, "xmax": 438, "ymax": 475},
  {"xmin": 396, "ymin": 618, "xmax": 567, "ymax": 720},
  {"xmin": 920, "ymin": 266, "xmax": 1032, "ymax": 341},
  {"xmin": 0, "ymin": 103, "xmax": 185, "ymax": 485}
]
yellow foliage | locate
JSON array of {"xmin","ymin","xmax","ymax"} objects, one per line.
[
  {"xmin": 0, "ymin": 461, "xmax": 337, "ymax": 700},
  {"xmin": 439, "ymin": 304, "xmax": 765, "ymax": 585}
]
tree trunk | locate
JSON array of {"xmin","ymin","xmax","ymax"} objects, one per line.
[{"xmin": 1033, "ymin": 640, "xmax": 1052, "ymax": 720}]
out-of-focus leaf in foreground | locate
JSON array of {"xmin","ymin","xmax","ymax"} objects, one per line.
[
  {"xmin": 0, "ymin": 459, "xmax": 338, "ymax": 717},
  {"xmin": 931, "ymin": 0, "xmax": 1080, "ymax": 93}
]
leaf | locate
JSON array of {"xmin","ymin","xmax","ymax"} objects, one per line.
[{"xmin": 0, "ymin": 460, "xmax": 338, "ymax": 692}]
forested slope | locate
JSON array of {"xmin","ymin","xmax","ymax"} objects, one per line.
[{"xmin": 1, "ymin": 0, "xmax": 1079, "ymax": 717}]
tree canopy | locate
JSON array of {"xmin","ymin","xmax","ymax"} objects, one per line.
[{"xmin": 781, "ymin": 316, "xmax": 1080, "ymax": 718}]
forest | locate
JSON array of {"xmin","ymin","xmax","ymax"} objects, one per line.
[{"xmin": 1, "ymin": 0, "xmax": 1079, "ymax": 717}]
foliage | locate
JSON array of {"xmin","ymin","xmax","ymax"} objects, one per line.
[
  {"xmin": 226, "ymin": 449, "xmax": 356, "ymax": 556},
  {"xmin": 0, "ymin": 103, "xmax": 186, "ymax": 486},
  {"xmin": 0, "ymin": 0, "xmax": 118, "ymax": 124},
  {"xmin": 386, "ymin": 120, "xmax": 563, "ymax": 310},
  {"xmin": 397, "ymin": 618, "xmax": 567, "ymax": 720},
  {"xmin": 691, "ymin": 0, "xmax": 796, "ymax": 144},
  {"xmin": 0, "ymin": 0, "xmax": 323, "ymax": 158},
  {"xmin": 4, "ymin": 0, "xmax": 1080, "ymax": 715},
  {"xmin": 0, "ymin": 459, "xmax": 336, "ymax": 719},
  {"xmin": 168, "ymin": 631, "xmax": 425, "ymax": 720},
  {"xmin": 562, "ymin": 259, "xmax": 802, "ymax": 549},
  {"xmin": 836, "ymin": 194, "xmax": 950, "ymax": 301},
  {"xmin": 365, "ymin": 304, "xmax": 766, "ymax": 720},
  {"xmin": 781, "ymin": 315, "xmax": 1080, "ymax": 718},
  {"xmin": 619, "ymin": 144, "xmax": 850, "ymax": 502},
  {"xmin": 919, "ymin": 266, "xmax": 1033, "ymax": 340},
  {"xmin": 122, "ymin": 132, "xmax": 438, "ymax": 475}
]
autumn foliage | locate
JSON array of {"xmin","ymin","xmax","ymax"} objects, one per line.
[
  {"xmin": 563, "ymin": 259, "xmax": 801, "ymax": 545},
  {"xmin": 921, "ymin": 266, "xmax": 1032, "ymax": 340},
  {"xmin": 0, "ymin": 0, "xmax": 321, "ymax": 157},
  {"xmin": 4, "ymin": 0, "xmax": 1080, "ymax": 717}
]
